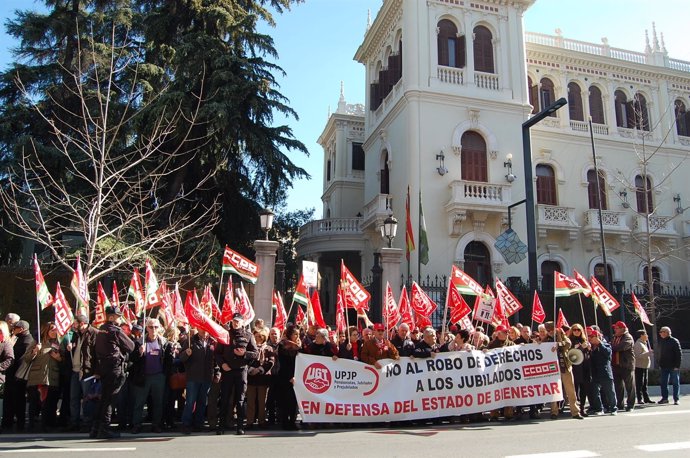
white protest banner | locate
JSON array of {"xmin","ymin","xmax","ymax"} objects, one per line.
[
  {"xmin": 302, "ymin": 260, "xmax": 319, "ymax": 288},
  {"xmin": 294, "ymin": 343, "xmax": 563, "ymax": 422}
]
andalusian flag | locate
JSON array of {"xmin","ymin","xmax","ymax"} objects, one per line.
[
  {"xmin": 293, "ymin": 274, "xmax": 309, "ymax": 306},
  {"xmin": 419, "ymin": 190, "xmax": 429, "ymax": 265},
  {"xmin": 145, "ymin": 260, "xmax": 162, "ymax": 308},
  {"xmin": 128, "ymin": 268, "xmax": 145, "ymax": 316},
  {"xmin": 589, "ymin": 276, "xmax": 620, "ymax": 316},
  {"xmin": 33, "ymin": 255, "xmax": 53, "ymax": 310},
  {"xmin": 450, "ymin": 265, "xmax": 484, "ymax": 296},
  {"xmin": 70, "ymin": 254, "xmax": 89, "ymax": 317},
  {"xmin": 405, "ymin": 186, "xmax": 415, "ymax": 260},
  {"xmin": 632, "ymin": 292, "xmax": 653, "ymax": 326}
]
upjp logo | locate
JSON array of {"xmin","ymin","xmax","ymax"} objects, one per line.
[{"xmin": 303, "ymin": 363, "xmax": 332, "ymax": 394}]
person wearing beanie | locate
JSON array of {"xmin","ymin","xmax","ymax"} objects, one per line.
[{"xmin": 611, "ymin": 321, "xmax": 636, "ymax": 411}]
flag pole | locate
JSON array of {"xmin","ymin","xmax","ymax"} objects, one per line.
[
  {"xmin": 216, "ymin": 271, "xmax": 225, "ymax": 306},
  {"xmin": 440, "ymin": 276, "xmax": 451, "ymax": 344},
  {"xmin": 35, "ymin": 289, "xmax": 42, "ymax": 346},
  {"xmin": 577, "ymin": 294, "xmax": 588, "ymax": 329}
]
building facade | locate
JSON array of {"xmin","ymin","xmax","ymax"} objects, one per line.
[{"xmin": 295, "ymin": 0, "xmax": 690, "ymax": 322}]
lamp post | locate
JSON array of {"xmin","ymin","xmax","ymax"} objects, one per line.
[
  {"xmin": 522, "ymin": 97, "xmax": 567, "ymax": 294},
  {"xmin": 380, "ymin": 214, "xmax": 398, "ymax": 248},
  {"xmin": 259, "ymin": 208, "xmax": 275, "ymax": 240}
]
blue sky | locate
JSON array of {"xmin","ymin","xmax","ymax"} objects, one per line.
[{"xmin": 1, "ymin": 0, "xmax": 687, "ymax": 216}]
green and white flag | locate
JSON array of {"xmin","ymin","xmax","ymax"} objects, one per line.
[{"xmin": 419, "ymin": 190, "xmax": 429, "ymax": 265}]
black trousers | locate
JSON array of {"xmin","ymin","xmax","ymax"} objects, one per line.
[
  {"xmin": 277, "ymin": 380, "xmax": 297, "ymax": 427},
  {"xmin": 93, "ymin": 371, "xmax": 126, "ymax": 431},
  {"xmin": 1, "ymin": 378, "xmax": 27, "ymax": 429},
  {"xmin": 612, "ymin": 367, "xmax": 636, "ymax": 409},
  {"xmin": 218, "ymin": 368, "xmax": 247, "ymax": 430},
  {"xmin": 635, "ymin": 367, "xmax": 650, "ymax": 402}
]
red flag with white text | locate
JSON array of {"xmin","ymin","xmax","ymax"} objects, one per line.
[
  {"xmin": 590, "ymin": 276, "xmax": 619, "ymax": 316},
  {"xmin": 448, "ymin": 285, "xmax": 472, "ymax": 324},
  {"xmin": 398, "ymin": 286, "xmax": 414, "ymax": 329},
  {"xmin": 495, "ymin": 279, "xmax": 523, "ymax": 317},
  {"xmin": 172, "ymin": 283, "xmax": 188, "ymax": 325},
  {"xmin": 53, "ymin": 283, "xmax": 75, "ymax": 336},
  {"xmin": 273, "ymin": 290, "xmax": 288, "ymax": 332},
  {"xmin": 556, "ymin": 309, "xmax": 569, "ymax": 329},
  {"xmin": 632, "ymin": 292, "xmax": 653, "ymax": 326},
  {"xmin": 450, "ymin": 265, "xmax": 484, "ymax": 296},
  {"xmin": 222, "ymin": 246, "xmax": 260, "ymax": 284},
  {"xmin": 383, "ymin": 282, "xmax": 401, "ymax": 329},
  {"xmin": 70, "ymin": 254, "xmax": 89, "ymax": 317},
  {"xmin": 531, "ymin": 291, "xmax": 546, "ymax": 324},
  {"xmin": 128, "ymin": 268, "xmax": 145, "ymax": 317},
  {"xmin": 184, "ymin": 290, "xmax": 229, "ymax": 344},
  {"xmin": 341, "ymin": 260, "xmax": 370, "ymax": 311},
  {"xmin": 410, "ymin": 282, "xmax": 437, "ymax": 319},
  {"xmin": 573, "ymin": 270, "xmax": 592, "ymax": 297},
  {"xmin": 236, "ymin": 283, "xmax": 256, "ymax": 325},
  {"xmin": 555, "ymin": 271, "xmax": 586, "ymax": 297},
  {"xmin": 145, "ymin": 260, "xmax": 162, "ymax": 308},
  {"xmin": 220, "ymin": 281, "xmax": 236, "ymax": 324},
  {"xmin": 94, "ymin": 282, "xmax": 110, "ymax": 328},
  {"xmin": 335, "ymin": 287, "xmax": 347, "ymax": 334}
]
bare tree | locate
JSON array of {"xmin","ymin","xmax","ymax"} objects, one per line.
[{"xmin": 0, "ymin": 25, "xmax": 220, "ymax": 286}]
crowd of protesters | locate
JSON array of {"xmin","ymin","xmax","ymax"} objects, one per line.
[{"xmin": 0, "ymin": 308, "xmax": 683, "ymax": 439}]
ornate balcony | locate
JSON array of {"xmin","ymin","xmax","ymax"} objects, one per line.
[
  {"xmin": 474, "ymin": 71, "xmax": 499, "ymax": 91},
  {"xmin": 437, "ymin": 66, "xmax": 464, "ymax": 85},
  {"xmin": 633, "ymin": 214, "xmax": 679, "ymax": 246},
  {"xmin": 582, "ymin": 209, "xmax": 630, "ymax": 248},
  {"xmin": 445, "ymin": 180, "xmax": 512, "ymax": 236},
  {"xmin": 296, "ymin": 217, "xmax": 364, "ymax": 258},
  {"xmin": 536, "ymin": 205, "xmax": 579, "ymax": 248},
  {"xmin": 361, "ymin": 193, "xmax": 393, "ymax": 232}
]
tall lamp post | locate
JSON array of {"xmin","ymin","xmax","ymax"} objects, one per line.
[
  {"xmin": 522, "ymin": 97, "xmax": 567, "ymax": 295},
  {"xmin": 259, "ymin": 208, "xmax": 275, "ymax": 240},
  {"xmin": 380, "ymin": 214, "xmax": 398, "ymax": 248}
]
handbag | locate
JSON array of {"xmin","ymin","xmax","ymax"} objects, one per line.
[
  {"xmin": 15, "ymin": 358, "xmax": 33, "ymax": 381},
  {"xmin": 169, "ymin": 371, "xmax": 187, "ymax": 390}
]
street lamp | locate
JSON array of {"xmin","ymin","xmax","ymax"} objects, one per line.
[
  {"xmin": 259, "ymin": 208, "xmax": 274, "ymax": 240},
  {"xmin": 522, "ymin": 97, "xmax": 567, "ymax": 292},
  {"xmin": 380, "ymin": 214, "xmax": 398, "ymax": 248}
]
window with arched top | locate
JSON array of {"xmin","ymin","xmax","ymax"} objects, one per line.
[
  {"xmin": 675, "ymin": 100, "xmax": 689, "ymax": 137},
  {"xmin": 594, "ymin": 263, "xmax": 613, "ymax": 289},
  {"xmin": 541, "ymin": 262, "xmax": 561, "ymax": 291},
  {"xmin": 635, "ymin": 174, "xmax": 653, "ymax": 214},
  {"xmin": 536, "ymin": 164, "xmax": 557, "ymax": 205},
  {"xmin": 326, "ymin": 158, "xmax": 331, "ymax": 181},
  {"xmin": 642, "ymin": 265, "xmax": 661, "ymax": 295},
  {"xmin": 540, "ymin": 78, "xmax": 556, "ymax": 116},
  {"xmin": 568, "ymin": 82, "xmax": 584, "ymax": 121},
  {"xmin": 587, "ymin": 169, "xmax": 607, "ymax": 210},
  {"xmin": 528, "ymin": 77, "xmax": 539, "ymax": 114},
  {"xmin": 632, "ymin": 93, "xmax": 650, "ymax": 131},
  {"xmin": 589, "ymin": 86, "xmax": 605, "ymax": 124},
  {"xmin": 464, "ymin": 241, "xmax": 492, "ymax": 287},
  {"xmin": 473, "ymin": 25, "xmax": 494, "ymax": 73},
  {"xmin": 614, "ymin": 90, "xmax": 629, "ymax": 128},
  {"xmin": 438, "ymin": 20, "xmax": 465, "ymax": 68},
  {"xmin": 460, "ymin": 131, "xmax": 488, "ymax": 182},
  {"xmin": 380, "ymin": 151, "xmax": 390, "ymax": 194}
]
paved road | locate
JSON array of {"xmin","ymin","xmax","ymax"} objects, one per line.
[{"xmin": 1, "ymin": 398, "xmax": 688, "ymax": 458}]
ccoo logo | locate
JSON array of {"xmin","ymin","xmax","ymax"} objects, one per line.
[{"xmin": 303, "ymin": 363, "xmax": 332, "ymax": 394}]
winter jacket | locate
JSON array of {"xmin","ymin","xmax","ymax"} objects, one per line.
[
  {"xmin": 0, "ymin": 341, "xmax": 14, "ymax": 383},
  {"xmin": 248, "ymin": 342, "xmax": 276, "ymax": 386},
  {"xmin": 390, "ymin": 335, "xmax": 416, "ymax": 357},
  {"xmin": 7, "ymin": 331, "xmax": 34, "ymax": 379},
  {"xmin": 94, "ymin": 321, "xmax": 135, "ymax": 376},
  {"xmin": 129, "ymin": 335, "xmax": 173, "ymax": 385},
  {"xmin": 215, "ymin": 327, "xmax": 258, "ymax": 370},
  {"xmin": 361, "ymin": 338, "xmax": 399, "ymax": 365},
  {"xmin": 70, "ymin": 325, "xmax": 99, "ymax": 379},
  {"xmin": 24, "ymin": 339, "xmax": 62, "ymax": 387},
  {"xmin": 180, "ymin": 334, "xmax": 218, "ymax": 383},
  {"xmin": 633, "ymin": 338, "xmax": 653, "ymax": 369},
  {"xmin": 657, "ymin": 335, "xmax": 682, "ymax": 369},
  {"xmin": 590, "ymin": 341, "xmax": 614, "ymax": 381},
  {"xmin": 611, "ymin": 331, "xmax": 635, "ymax": 371},
  {"xmin": 276, "ymin": 339, "xmax": 300, "ymax": 382},
  {"xmin": 413, "ymin": 339, "xmax": 443, "ymax": 357}
]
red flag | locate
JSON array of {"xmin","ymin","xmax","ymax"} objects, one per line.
[
  {"xmin": 491, "ymin": 291, "xmax": 506, "ymax": 328},
  {"xmin": 398, "ymin": 286, "xmax": 414, "ymax": 329},
  {"xmin": 70, "ymin": 254, "xmax": 89, "ymax": 317},
  {"xmin": 111, "ymin": 280, "xmax": 121, "ymax": 309},
  {"xmin": 415, "ymin": 313, "xmax": 432, "ymax": 330},
  {"xmin": 292, "ymin": 274, "xmax": 309, "ymax": 306},
  {"xmin": 556, "ymin": 309, "xmax": 569, "ymax": 329},
  {"xmin": 590, "ymin": 276, "xmax": 619, "ymax": 315},
  {"xmin": 341, "ymin": 260, "xmax": 371, "ymax": 311},
  {"xmin": 222, "ymin": 246, "xmax": 260, "ymax": 284},
  {"xmin": 159, "ymin": 283, "xmax": 175, "ymax": 329},
  {"xmin": 573, "ymin": 270, "xmax": 592, "ymax": 297},
  {"xmin": 295, "ymin": 304, "xmax": 306, "ymax": 326},
  {"xmin": 383, "ymin": 282, "xmax": 401, "ymax": 329},
  {"xmin": 94, "ymin": 282, "xmax": 110, "ymax": 328},
  {"xmin": 494, "ymin": 279, "xmax": 523, "ymax": 317},
  {"xmin": 273, "ymin": 290, "xmax": 288, "ymax": 332},
  {"xmin": 220, "ymin": 281, "xmax": 236, "ymax": 324},
  {"xmin": 184, "ymin": 290, "xmax": 229, "ymax": 344},
  {"xmin": 405, "ymin": 186, "xmax": 415, "ymax": 261},
  {"xmin": 554, "ymin": 271, "xmax": 585, "ymax": 297},
  {"xmin": 145, "ymin": 260, "xmax": 162, "ymax": 308},
  {"xmin": 53, "ymin": 283, "xmax": 75, "ymax": 336},
  {"xmin": 172, "ymin": 283, "xmax": 188, "ymax": 325},
  {"xmin": 122, "ymin": 305, "xmax": 137, "ymax": 327},
  {"xmin": 410, "ymin": 282, "xmax": 437, "ymax": 318},
  {"xmin": 531, "ymin": 291, "xmax": 546, "ymax": 324},
  {"xmin": 128, "ymin": 268, "xmax": 145, "ymax": 317},
  {"xmin": 235, "ymin": 283, "xmax": 256, "ymax": 325},
  {"xmin": 201, "ymin": 284, "xmax": 222, "ymax": 322},
  {"xmin": 632, "ymin": 292, "xmax": 653, "ymax": 326},
  {"xmin": 335, "ymin": 288, "xmax": 347, "ymax": 334},
  {"xmin": 448, "ymin": 286, "xmax": 472, "ymax": 324},
  {"xmin": 450, "ymin": 265, "xmax": 484, "ymax": 296},
  {"xmin": 309, "ymin": 290, "xmax": 327, "ymax": 328},
  {"xmin": 458, "ymin": 315, "xmax": 475, "ymax": 333},
  {"xmin": 34, "ymin": 255, "xmax": 53, "ymax": 310}
]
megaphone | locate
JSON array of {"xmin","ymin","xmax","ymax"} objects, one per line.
[{"xmin": 567, "ymin": 348, "xmax": 584, "ymax": 365}]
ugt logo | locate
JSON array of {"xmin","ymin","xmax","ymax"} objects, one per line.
[{"xmin": 303, "ymin": 363, "xmax": 332, "ymax": 394}]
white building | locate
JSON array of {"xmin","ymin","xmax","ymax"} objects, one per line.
[{"xmin": 295, "ymin": 0, "xmax": 690, "ymax": 322}]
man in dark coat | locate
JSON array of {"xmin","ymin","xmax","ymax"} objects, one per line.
[
  {"xmin": 657, "ymin": 326, "xmax": 682, "ymax": 405},
  {"xmin": 611, "ymin": 321, "xmax": 636, "ymax": 411},
  {"xmin": 587, "ymin": 327, "xmax": 617, "ymax": 415},
  {"xmin": 67, "ymin": 314, "xmax": 99, "ymax": 431},
  {"xmin": 1, "ymin": 320, "xmax": 34, "ymax": 431},
  {"xmin": 390, "ymin": 323, "xmax": 416, "ymax": 357},
  {"xmin": 215, "ymin": 313, "xmax": 258, "ymax": 435},
  {"xmin": 91, "ymin": 306, "xmax": 135, "ymax": 439}
]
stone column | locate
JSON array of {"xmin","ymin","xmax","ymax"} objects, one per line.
[
  {"xmin": 380, "ymin": 247, "xmax": 404, "ymax": 297},
  {"xmin": 253, "ymin": 240, "xmax": 279, "ymax": 324},
  {"xmin": 370, "ymin": 253, "xmax": 383, "ymax": 323}
]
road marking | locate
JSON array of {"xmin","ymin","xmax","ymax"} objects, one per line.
[
  {"xmin": 0, "ymin": 448, "xmax": 136, "ymax": 454},
  {"xmin": 627, "ymin": 409, "xmax": 690, "ymax": 417},
  {"xmin": 505, "ymin": 451, "xmax": 600, "ymax": 458},
  {"xmin": 634, "ymin": 441, "xmax": 690, "ymax": 452}
]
